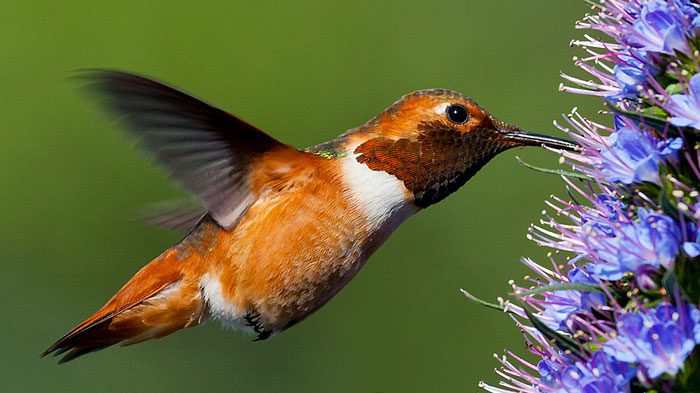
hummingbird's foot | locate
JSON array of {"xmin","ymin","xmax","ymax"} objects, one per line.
[{"xmin": 244, "ymin": 310, "xmax": 272, "ymax": 341}]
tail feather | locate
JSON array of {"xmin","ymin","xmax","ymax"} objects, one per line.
[{"xmin": 42, "ymin": 249, "xmax": 204, "ymax": 363}]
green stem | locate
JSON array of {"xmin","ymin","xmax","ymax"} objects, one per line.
[
  {"xmin": 460, "ymin": 289, "xmax": 511, "ymax": 313},
  {"xmin": 516, "ymin": 156, "xmax": 594, "ymax": 181}
]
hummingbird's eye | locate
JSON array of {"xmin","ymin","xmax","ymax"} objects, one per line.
[{"xmin": 446, "ymin": 104, "xmax": 469, "ymax": 124}]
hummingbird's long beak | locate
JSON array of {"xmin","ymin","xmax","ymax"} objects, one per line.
[{"xmin": 500, "ymin": 129, "xmax": 580, "ymax": 152}]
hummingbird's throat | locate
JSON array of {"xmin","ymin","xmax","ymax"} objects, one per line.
[{"xmin": 354, "ymin": 123, "xmax": 512, "ymax": 207}]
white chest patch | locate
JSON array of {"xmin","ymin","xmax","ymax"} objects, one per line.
[
  {"xmin": 200, "ymin": 274, "xmax": 252, "ymax": 331},
  {"xmin": 340, "ymin": 144, "xmax": 418, "ymax": 231}
]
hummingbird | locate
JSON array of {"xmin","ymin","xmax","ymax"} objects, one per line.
[{"xmin": 42, "ymin": 70, "xmax": 578, "ymax": 363}]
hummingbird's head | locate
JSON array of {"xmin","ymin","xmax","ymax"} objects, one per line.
[{"xmin": 350, "ymin": 89, "xmax": 578, "ymax": 207}]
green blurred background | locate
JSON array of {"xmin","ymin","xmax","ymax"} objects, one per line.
[{"xmin": 1, "ymin": 1, "xmax": 598, "ymax": 392}]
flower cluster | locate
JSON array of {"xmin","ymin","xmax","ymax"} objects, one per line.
[{"xmin": 473, "ymin": 1, "xmax": 700, "ymax": 392}]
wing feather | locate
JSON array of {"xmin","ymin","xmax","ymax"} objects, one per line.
[{"xmin": 81, "ymin": 70, "xmax": 300, "ymax": 229}]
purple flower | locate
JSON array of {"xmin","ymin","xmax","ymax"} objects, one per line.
[
  {"xmin": 634, "ymin": 208, "xmax": 683, "ymax": 269},
  {"xmin": 608, "ymin": 51, "xmax": 652, "ymax": 102},
  {"xmin": 682, "ymin": 214, "xmax": 700, "ymax": 257},
  {"xmin": 530, "ymin": 191, "xmax": 682, "ymax": 280},
  {"xmin": 540, "ymin": 268, "xmax": 606, "ymax": 330},
  {"xmin": 668, "ymin": 74, "xmax": 700, "ymax": 129},
  {"xmin": 537, "ymin": 351, "xmax": 634, "ymax": 393},
  {"xmin": 623, "ymin": 0, "xmax": 697, "ymax": 56},
  {"xmin": 682, "ymin": 243, "xmax": 700, "ymax": 257},
  {"xmin": 581, "ymin": 207, "xmax": 682, "ymax": 280},
  {"xmin": 682, "ymin": 242, "xmax": 700, "ymax": 257},
  {"xmin": 481, "ymin": 347, "xmax": 634, "ymax": 393},
  {"xmin": 603, "ymin": 302, "xmax": 700, "ymax": 379},
  {"xmin": 599, "ymin": 127, "xmax": 682, "ymax": 185},
  {"xmin": 677, "ymin": 0, "xmax": 700, "ymax": 30}
]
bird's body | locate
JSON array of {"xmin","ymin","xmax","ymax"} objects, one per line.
[{"xmin": 43, "ymin": 72, "xmax": 577, "ymax": 362}]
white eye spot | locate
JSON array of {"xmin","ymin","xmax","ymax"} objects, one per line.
[{"xmin": 433, "ymin": 102, "xmax": 450, "ymax": 115}]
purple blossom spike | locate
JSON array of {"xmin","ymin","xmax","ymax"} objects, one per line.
[{"xmin": 477, "ymin": 0, "xmax": 700, "ymax": 391}]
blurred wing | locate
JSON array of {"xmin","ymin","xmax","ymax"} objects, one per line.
[
  {"xmin": 82, "ymin": 70, "xmax": 300, "ymax": 229},
  {"xmin": 135, "ymin": 199, "xmax": 206, "ymax": 231}
]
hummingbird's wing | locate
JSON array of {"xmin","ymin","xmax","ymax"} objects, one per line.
[
  {"xmin": 135, "ymin": 198, "xmax": 206, "ymax": 231},
  {"xmin": 81, "ymin": 70, "xmax": 308, "ymax": 230}
]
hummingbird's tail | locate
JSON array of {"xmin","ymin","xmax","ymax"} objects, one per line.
[{"xmin": 41, "ymin": 248, "xmax": 205, "ymax": 363}]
